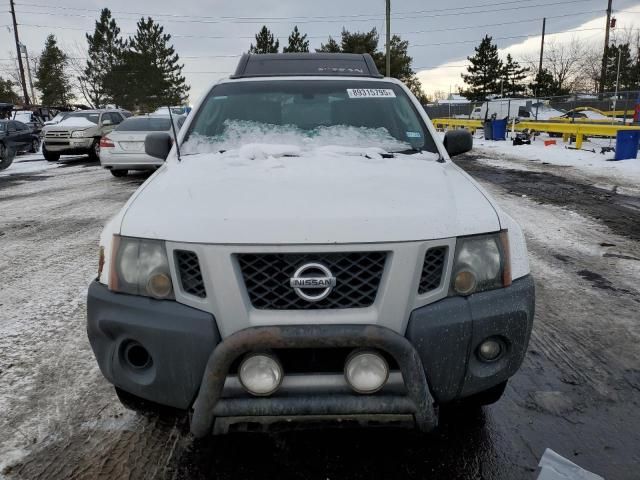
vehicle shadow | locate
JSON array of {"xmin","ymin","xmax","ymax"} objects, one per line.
[{"xmin": 173, "ymin": 408, "xmax": 518, "ymax": 480}]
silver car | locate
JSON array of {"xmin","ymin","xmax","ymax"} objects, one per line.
[{"xmin": 99, "ymin": 115, "xmax": 185, "ymax": 177}]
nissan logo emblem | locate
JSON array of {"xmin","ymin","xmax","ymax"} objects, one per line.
[{"xmin": 289, "ymin": 263, "xmax": 337, "ymax": 302}]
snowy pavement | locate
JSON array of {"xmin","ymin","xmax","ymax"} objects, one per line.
[{"xmin": 1, "ymin": 150, "xmax": 640, "ymax": 479}]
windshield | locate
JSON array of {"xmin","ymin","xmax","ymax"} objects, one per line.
[
  {"xmin": 116, "ymin": 117, "xmax": 173, "ymax": 132},
  {"xmin": 66, "ymin": 112, "xmax": 99, "ymax": 124},
  {"xmin": 50, "ymin": 113, "xmax": 69, "ymax": 123},
  {"xmin": 183, "ymin": 80, "xmax": 436, "ymax": 155}
]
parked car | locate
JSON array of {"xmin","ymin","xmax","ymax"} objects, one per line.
[
  {"xmin": 476, "ymin": 98, "xmax": 564, "ymax": 121},
  {"xmin": 0, "ymin": 119, "xmax": 40, "ymax": 170},
  {"xmin": 43, "ymin": 111, "xmax": 72, "ymax": 126},
  {"xmin": 11, "ymin": 110, "xmax": 44, "ymax": 134},
  {"xmin": 87, "ymin": 53, "xmax": 534, "ymax": 436},
  {"xmin": 152, "ymin": 106, "xmax": 190, "ymax": 116},
  {"xmin": 551, "ymin": 107, "xmax": 622, "ymax": 123},
  {"xmin": 42, "ymin": 109, "xmax": 126, "ymax": 162},
  {"xmin": 99, "ymin": 115, "xmax": 185, "ymax": 177}
]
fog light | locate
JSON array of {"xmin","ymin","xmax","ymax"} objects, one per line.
[
  {"xmin": 238, "ymin": 354, "xmax": 283, "ymax": 396},
  {"xmin": 477, "ymin": 338, "xmax": 503, "ymax": 362},
  {"xmin": 454, "ymin": 270, "xmax": 477, "ymax": 295},
  {"xmin": 344, "ymin": 350, "xmax": 389, "ymax": 394},
  {"xmin": 147, "ymin": 272, "xmax": 172, "ymax": 298}
]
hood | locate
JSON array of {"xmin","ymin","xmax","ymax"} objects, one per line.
[{"xmin": 120, "ymin": 149, "xmax": 500, "ymax": 244}]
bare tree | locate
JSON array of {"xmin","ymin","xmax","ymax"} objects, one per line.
[{"xmin": 65, "ymin": 41, "xmax": 96, "ymax": 107}]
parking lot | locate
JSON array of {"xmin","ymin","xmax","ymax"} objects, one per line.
[{"xmin": 1, "ymin": 151, "xmax": 639, "ymax": 479}]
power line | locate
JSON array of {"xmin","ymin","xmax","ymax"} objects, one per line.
[{"xmin": 13, "ymin": 0, "xmax": 603, "ymax": 25}]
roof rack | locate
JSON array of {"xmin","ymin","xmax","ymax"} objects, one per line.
[{"xmin": 231, "ymin": 53, "xmax": 383, "ymax": 79}]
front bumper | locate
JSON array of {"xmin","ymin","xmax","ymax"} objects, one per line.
[
  {"xmin": 86, "ymin": 275, "xmax": 534, "ymax": 434},
  {"xmin": 44, "ymin": 138, "xmax": 93, "ymax": 153}
]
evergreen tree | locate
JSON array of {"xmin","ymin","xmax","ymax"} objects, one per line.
[
  {"xmin": 603, "ymin": 43, "xmax": 636, "ymax": 92},
  {"xmin": 528, "ymin": 68, "xmax": 556, "ymax": 97},
  {"xmin": 501, "ymin": 54, "xmax": 528, "ymax": 97},
  {"xmin": 82, "ymin": 8, "xmax": 125, "ymax": 108},
  {"xmin": 112, "ymin": 17, "xmax": 189, "ymax": 111},
  {"xmin": 0, "ymin": 77, "xmax": 19, "ymax": 103},
  {"xmin": 316, "ymin": 36, "xmax": 341, "ymax": 53},
  {"xmin": 340, "ymin": 28, "xmax": 380, "ymax": 57},
  {"xmin": 283, "ymin": 26, "xmax": 309, "ymax": 53},
  {"xmin": 461, "ymin": 35, "xmax": 503, "ymax": 101},
  {"xmin": 35, "ymin": 35, "xmax": 73, "ymax": 105},
  {"xmin": 249, "ymin": 26, "xmax": 279, "ymax": 54}
]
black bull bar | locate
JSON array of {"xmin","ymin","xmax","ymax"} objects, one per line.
[{"xmin": 190, "ymin": 325, "xmax": 438, "ymax": 437}]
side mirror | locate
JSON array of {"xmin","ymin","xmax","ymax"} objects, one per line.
[
  {"xmin": 102, "ymin": 119, "xmax": 112, "ymax": 126},
  {"xmin": 444, "ymin": 129, "xmax": 473, "ymax": 157},
  {"xmin": 145, "ymin": 132, "xmax": 173, "ymax": 160}
]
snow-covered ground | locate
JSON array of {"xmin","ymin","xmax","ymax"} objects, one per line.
[
  {"xmin": 471, "ymin": 133, "xmax": 640, "ymax": 195},
  {"xmin": 0, "ymin": 154, "xmax": 59, "ymax": 177}
]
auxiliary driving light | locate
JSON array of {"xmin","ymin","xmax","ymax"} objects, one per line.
[
  {"xmin": 344, "ymin": 350, "xmax": 389, "ymax": 394},
  {"xmin": 238, "ymin": 354, "xmax": 283, "ymax": 396},
  {"xmin": 477, "ymin": 338, "xmax": 503, "ymax": 362}
]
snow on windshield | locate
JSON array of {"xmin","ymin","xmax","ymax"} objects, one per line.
[
  {"xmin": 182, "ymin": 120, "xmax": 412, "ymax": 156},
  {"xmin": 57, "ymin": 116, "xmax": 97, "ymax": 127}
]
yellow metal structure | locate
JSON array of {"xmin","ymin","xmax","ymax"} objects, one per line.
[{"xmin": 432, "ymin": 118, "xmax": 640, "ymax": 149}]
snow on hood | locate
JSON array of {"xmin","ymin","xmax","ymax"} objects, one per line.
[
  {"xmin": 55, "ymin": 117, "xmax": 96, "ymax": 128},
  {"xmin": 120, "ymin": 149, "xmax": 499, "ymax": 244}
]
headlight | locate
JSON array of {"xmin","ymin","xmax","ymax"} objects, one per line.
[
  {"xmin": 71, "ymin": 130, "xmax": 87, "ymax": 138},
  {"xmin": 450, "ymin": 230, "xmax": 511, "ymax": 296},
  {"xmin": 108, "ymin": 235, "xmax": 174, "ymax": 299}
]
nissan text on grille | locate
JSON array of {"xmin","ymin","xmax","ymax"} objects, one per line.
[{"xmin": 87, "ymin": 53, "xmax": 534, "ymax": 437}]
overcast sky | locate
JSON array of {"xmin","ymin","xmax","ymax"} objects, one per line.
[{"xmin": 2, "ymin": 0, "xmax": 640, "ymax": 103}]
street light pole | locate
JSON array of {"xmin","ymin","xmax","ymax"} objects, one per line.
[
  {"xmin": 599, "ymin": 0, "xmax": 614, "ymax": 94},
  {"xmin": 385, "ymin": 0, "xmax": 391, "ymax": 77},
  {"xmin": 20, "ymin": 43, "xmax": 37, "ymax": 105},
  {"xmin": 9, "ymin": 0, "xmax": 31, "ymax": 105}
]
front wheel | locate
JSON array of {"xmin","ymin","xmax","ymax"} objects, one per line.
[
  {"xmin": 42, "ymin": 145, "xmax": 60, "ymax": 162},
  {"xmin": 88, "ymin": 139, "xmax": 100, "ymax": 161},
  {"xmin": 0, "ymin": 143, "xmax": 16, "ymax": 171},
  {"xmin": 30, "ymin": 137, "xmax": 40, "ymax": 153},
  {"xmin": 110, "ymin": 169, "xmax": 128, "ymax": 177}
]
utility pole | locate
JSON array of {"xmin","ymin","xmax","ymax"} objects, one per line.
[
  {"xmin": 599, "ymin": 0, "xmax": 613, "ymax": 94},
  {"xmin": 538, "ymin": 18, "xmax": 546, "ymax": 78},
  {"xmin": 385, "ymin": 0, "xmax": 391, "ymax": 77},
  {"xmin": 9, "ymin": 0, "xmax": 31, "ymax": 106},
  {"xmin": 20, "ymin": 43, "xmax": 37, "ymax": 104}
]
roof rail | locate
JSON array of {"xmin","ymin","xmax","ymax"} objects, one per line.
[{"xmin": 231, "ymin": 53, "xmax": 383, "ymax": 79}]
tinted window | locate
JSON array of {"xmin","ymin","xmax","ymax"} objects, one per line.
[
  {"xmin": 0, "ymin": 122, "xmax": 6, "ymax": 131},
  {"xmin": 14, "ymin": 121, "xmax": 28, "ymax": 130},
  {"xmin": 108, "ymin": 112, "xmax": 123, "ymax": 124},
  {"xmin": 115, "ymin": 117, "xmax": 173, "ymax": 132},
  {"xmin": 185, "ymin": 80, "xmax": 436, "ymax": 154}
]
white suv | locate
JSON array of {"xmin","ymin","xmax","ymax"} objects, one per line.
[{"xmin": 87, "ymin": 54, "xmax": 534, "ymax": 436}]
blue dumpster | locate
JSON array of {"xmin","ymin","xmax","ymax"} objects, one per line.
[
  {"xmin": 614, "ymin": 130, "xmax": 640, "ymax": 160},
  {"xmin": 491, "ymin": 119, "xmax": 508, "ymax": 141}
]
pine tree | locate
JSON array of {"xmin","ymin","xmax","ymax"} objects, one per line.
[
  {"xmin": 35, "ymin": 34, "xmax": 73, "ymax": 105},
  {"xmin": 283, "ymin": 26, "xmax": 309, "ymax": 53},
  {"xmin": 249, "ymin": 26, "xmax": 279, "ymax": 54},
  {"xmin": 604, "ymin": 43, "xmax": 636, "ymax": 92},
  {"xmin": 461, "ymin": 35, "xmax": 503, "ymax": 101},
  {"xmin": 528, "ymin": 68, "xmax": 556, "ymax": 97},
  {"xmin": 113, "ymin": 17, "xmax": 189, "ymax": 111},
  {"xmin": 340, "ymin": 28, "xmax": 380, "ymax": 56},
  {"xmin": 0, "ymin": 77, "xmax": 19, "ymax": 103},
  {"xmin": 316, "ymin": 36, "xmax": 341, "ymax": 53},
  {"xmin": 501, "ymin": 54, "xmax": 529, "ymax": 97},
  {"xmin": 82, "ymin": 8, "xmax": 125, "ymax": 108}
]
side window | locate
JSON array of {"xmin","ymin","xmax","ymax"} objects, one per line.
[
  {"xmin": 110, "ymin": 113, "xmax": 123, "ymax": 124},
  {"xmin": 8, "ymin": 121, "xmax": 17, "ymax": 132}
]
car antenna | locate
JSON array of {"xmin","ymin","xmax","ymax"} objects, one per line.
[{"xmin": 166, "ymin": 106, "xmax": 182, "ymax": 162}]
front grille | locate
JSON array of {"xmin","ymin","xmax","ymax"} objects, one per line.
[
  {"xmin": 175, "ymin": 250, "xmax": 206, "ymax": 298},
  {"xmin": 238, "ymin": 252, "xmax": 387, "ymax": 310},
  {"xmin": 418, "ymin": 247, "xmax": 447, "ymax": 294},
  {"xmin": 45, "ymin": 131, "xmax": 70, "ymax": 138}
]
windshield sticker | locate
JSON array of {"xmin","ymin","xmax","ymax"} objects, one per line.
[
  {"xmin": 347, "ymin": 88, "xmax": 396, "ymax": 99},
  {"xmin": 406, "ymin": 131, "xmax": 421, "ymax": 138}
]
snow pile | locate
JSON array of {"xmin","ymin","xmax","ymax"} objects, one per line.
[
  {"xmin": 182, "ymin": 120, "xmax": 411, "ymax": 155},
  {"xmin": 471, "ymin": 133, "xmax": 640, "ymax": 192}
]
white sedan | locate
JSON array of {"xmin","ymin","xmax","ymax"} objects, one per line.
[{"xmin": 99, "ymin": 115, "xmax": 185, "ymax": 177}]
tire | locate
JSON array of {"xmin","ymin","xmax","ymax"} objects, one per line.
[
  {"xmin": 42, "ymin": 145, "xmax": 60, "ymax": 162},
  {"xmin": 110, "ymin": 169, "xmax": 128, "ymax": 177},
  {"xmin": 115, "ymin": 387, "xmax": 184, "ymax": 420},
  {"xmin": 30, "ymin": 137, "xmax": 40, "ymax": 153},
  {"xmin": 88, "ymin": 138, "xmax": 100, "ymax": 161},
  {"xmin": 0, "ymin": 143, "xmax": 16, "ymax": 171},
  {"xmin": 456, "ymin": 381, "xmax": 508, "ymax": 408}
]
